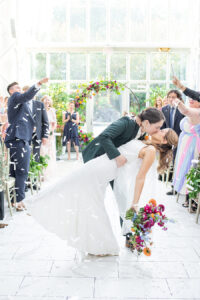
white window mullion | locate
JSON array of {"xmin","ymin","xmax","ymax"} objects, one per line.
[
  {"xmin": 146, "ymin": 51, "xmax": 150, "ymax": 105},
  {"xmin": 107, "ymin": 52, "xmax": 111, "ymax": 80},
  {"xmin": 46, "ymin": 53, "xmax": 50, "ymax": 79},
  {"xmin": 125, "ymin": 52, "xmax": 130, "ymax": 113},
  {"xmin": 86, "ymin": 53, "xmax": 90, "ymax": 81},
  {"xmin": 67, "ymin": 52, "xmax": 70, "ymax": 92},
  {"xmin": 166, "ymin": 52, "xmax": 170, "ymax": 90}
]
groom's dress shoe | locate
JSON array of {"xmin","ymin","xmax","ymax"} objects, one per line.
[{"xmin": 166, "ymin": 190, "xmax": 177, "ymax": 195}]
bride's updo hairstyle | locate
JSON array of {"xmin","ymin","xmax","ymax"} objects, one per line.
[
  {"xmin": 138, "ymin": 107, "xmax": 165, "ymax": 123},
  {"xmin": 155, "ymin": 129, "xmax": 178, "ymax": 174}
]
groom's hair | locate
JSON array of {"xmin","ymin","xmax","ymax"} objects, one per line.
[{"xmin": 138, "ymin": 107, "xmax": 165, "ymax": 124}]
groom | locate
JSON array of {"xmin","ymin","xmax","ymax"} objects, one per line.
[
  {"xmin": 82, "ymin": 107, "xmax": 165, "ymax": 168},
  {"xmin": 82, "ymin": 107, "xmax": 165, "ymax": 234}
]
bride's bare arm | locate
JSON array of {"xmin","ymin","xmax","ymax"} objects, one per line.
[{"xmin": 131, "ymin": 146, "xmax": 156, "ymax": 211}]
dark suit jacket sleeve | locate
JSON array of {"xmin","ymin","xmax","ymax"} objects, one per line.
[
  {"xmin": 13, "ymin": 85, "xmax": 40, "ymax": 104},
  {"xmin": 41, "ymin": 103, "xmax": 49, "ymax": 139},
  {"xmin": 184, "ymin": 88, "xmax": 200, "ymax": 102},
  {"xmin": 98, "ymin": 117, "xmax": 129, "ymax": 160}
]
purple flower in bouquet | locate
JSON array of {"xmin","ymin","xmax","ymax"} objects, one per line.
[
  {"xmin": 158, "ymin": 204, "xmax": 165, "ymax": 212},
  {"xmin": 135, "ymin": 236, "xmax": 143, "ymax": 244},
  {"xmin": 142, "ymin": 213, "xmax": 148, "ymax": 220},
  {"xmin": 158, "ymin": 221, "xmax": 164, "ymax": 227},
  {"xmin": 144, "ymin": 205, "xmax": 152, "ymax": 214},
  {"xmin": 144, "ymin": 219, "xmax": 155, "ymax": 229}
]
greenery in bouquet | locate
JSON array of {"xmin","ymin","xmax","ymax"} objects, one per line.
[
  {"xmin": 186, "ymin": 159, "xmax": 200, "ymax": 200},
  {"xmin": 125, "ymin": 199, "xmax": 174, "ymax": 256}
]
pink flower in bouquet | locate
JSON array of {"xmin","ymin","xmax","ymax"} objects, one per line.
[
  {"xmin": 158, "ymin": 221, "xmax": 164, "ymax": 227},
  {"xmin": 135, "ymin": 236, "xmax": 143, "ymax": 244},
  {"xmin": 144, "ymin": 218, "xmax": 155, "ymax": 229},
  {"xmin": 80, "ymin": 130, "xmax": 82, "ymax": 133},
  {"xmin": 144, "ymin": 205, "xmax": 152, "ymax": 214},
  {"xmin": 158, "ymin": 204, "xmax": 165, "ymax": 212},
  {"xmin": 142, "ymin": 213, "xmax": 148, "ymax": 220},
  {"xmin": 96, "ymin": 82, "xmax": 99, "ymax": 85}
]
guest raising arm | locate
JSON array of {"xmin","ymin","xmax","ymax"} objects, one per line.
[{"xmin": 173, "ymin": 76, "xmax": 200, "ymax": 102}]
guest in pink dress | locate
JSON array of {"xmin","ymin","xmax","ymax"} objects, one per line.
[{"xmin": 40, "ymin": 95, "xmax": 57, "ymax": 178}]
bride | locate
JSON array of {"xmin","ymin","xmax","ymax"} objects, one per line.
[{"xmin": 29, "ymin": 128, "xmax": 178, "ymax": 256}]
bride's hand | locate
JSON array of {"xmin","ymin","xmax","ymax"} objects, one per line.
[
  {"xmin": 115, "ymin": 155, "xmax": 127, "ymax": 168},
  {"xmin": 131, "ymin": 204, "xmax": 138, "ymax": 213}
]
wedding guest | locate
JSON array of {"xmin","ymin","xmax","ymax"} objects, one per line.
[
  {"xmin": 0, "ymin": 96, "xmax": 8, "ymax": 140},
  {"xmin": 0, "ymin": 96, "xmax": 7, "ymax": 125},
  {"xmin": 162, "ymin": 96, "xmax": 168, "ymax": 106},
  {"xmin": 173, "ymin": 76, "xmax": 200, "ymax": 102},
  {"xmin": 40, "ymin": 95, "xmax": 57, "ymax": 177},
  {"xmin": 161, "ymin": 90, "xmax": 184, "ymax": 136},
  {"xmin": 161, "ymin": 90, "xmax": 185, "ymax": 194},
  {"xmin": 154, "ymin": 96, "xmax": 163, "ymax": 110},
  {"xmin": 5, "ymin": 78, "xmax": 48, "ymax": 211},
  {"xmin": 0, "ymin": 96, "xmax": 4, "ymax": 125},
  {"xmin": 62, "ymin": 102, "xmax": 79, "ymax": 160},
  {"xmin": 22, "ymin": 85, "xmax": 49, "ymax": 162},
  {"xmin": 172, "ymin": 97, "xmax": 200, "ymax": 209}
]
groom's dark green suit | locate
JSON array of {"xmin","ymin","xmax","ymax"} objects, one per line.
[{"xmin": 82, "ymin": 116, "xmax": 140, "ymax": 163}]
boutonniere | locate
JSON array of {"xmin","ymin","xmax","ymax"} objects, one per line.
[{"xmin": 144, "ymin": 134, "xmax": 149, "ymax": 141}]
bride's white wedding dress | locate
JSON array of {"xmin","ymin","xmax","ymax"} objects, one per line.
[{"xmin": 29, "ymin": 140, "xmax": 157, "ymax": 255}]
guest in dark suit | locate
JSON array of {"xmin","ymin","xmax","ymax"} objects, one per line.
[
  {"xmin": 5, "ymin": 78, "xmax": 48, "ymax": 210},
  {"xmin": 32, "ymin": 100, "xmax": 49, "ymax": 162},
  {"xmin": 161, "ymin": 90, "xmax": 184, "ymax": 136},
  {"xmin": 22, "ymin": 86, "xmax": 49, "ymax": 162},
  {"xmin": 82, "ymin": 107, "xmax": 165, "ymax": 167},
  {"xmin": 161, "ymin": 89, "xmax": 185, "ymax": 195},
  {"xmin": 173, "ymin": 76, "xmax": 200, "ymax": 102}
]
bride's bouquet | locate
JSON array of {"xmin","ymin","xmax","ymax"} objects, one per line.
[{"xmin": 125, "ymin": 199, "xmax": 174, "ymax": 256}]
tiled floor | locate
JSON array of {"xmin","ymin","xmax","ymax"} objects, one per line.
[{"xmin": 0, "ymin": 157, "xmax": 200, "ymax": 300}]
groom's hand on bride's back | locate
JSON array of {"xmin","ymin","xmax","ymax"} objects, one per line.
[{"xmin": 115, "ymin": 155, "xmax": 127, "ymax": 168}]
